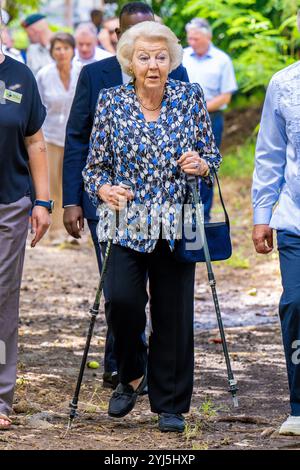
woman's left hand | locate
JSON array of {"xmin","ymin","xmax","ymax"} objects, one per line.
[{"xmin": 178, "ymin": 151, "xmax": 209, "ymax": 177}]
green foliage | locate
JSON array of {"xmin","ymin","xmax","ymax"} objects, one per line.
[
  {"xmin": 118, "ymin": 0, "xmax": 300, "ymax": 101},
  {"xmin": 199, "ymin": 398, "xmax": 218, "ymax": 418},
  {"xmin": 11, "ymin": 28, "xmax": 28, "ymax": 50},
  {"xmin": 4, "ymin": 0, "xmax": 41, "ymax": 20},
  {"xmin": 154, "ymin": 0, "xmax": 192, "ymax": 39},
  {"xmin": 220, "ymin": 138, "xmax": 256, "ymax": 178},
  {"xmin": 151, "ymin": 0, "xmax": 300, "ymax": 98},
  {"xmin": 185, "ymin": 0, "xmax": 300, "ymax": 92},
  {"xmin": 224, "ymin": 252, "xmax": 250, "ymax": 269}
]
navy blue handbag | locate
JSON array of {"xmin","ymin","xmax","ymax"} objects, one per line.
[{"xmin": 175, "ymin": 169, "xmax": 232, "ymax": 263}]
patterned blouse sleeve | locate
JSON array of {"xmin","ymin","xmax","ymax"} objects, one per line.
[
  {"xmin": 191, "ymin": 83, "xmax": 222, "ymax": 182},
  {"xmin": 82, "ymin": 89, "xmax": 113, "ymax": 207}
]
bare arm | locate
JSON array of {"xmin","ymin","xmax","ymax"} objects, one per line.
[
  {"xmin": 26, "ymin": 130, "xmax": 49, "ymax": 200},
  {"xmin": 25, "ymin": 129, "xmax": 51, "ymax": 247},
  {"xmin": 206, "ymin": 92, "xmax": 232, "ymax": 113}
]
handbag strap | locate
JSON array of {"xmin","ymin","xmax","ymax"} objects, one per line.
[{"xmin": 211, "ymin": 166, "xmax": 230, "ymax": 229}]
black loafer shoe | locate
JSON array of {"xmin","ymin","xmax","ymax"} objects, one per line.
[
  {"xmin": 158, "ymin": 413, "xmax": 186, "ymax": 433},
  {"xmin": 108, "ymin": 373, "xmax": 147, "ymax": 418},
  {"xmin": 139, "ymin": 384, "xmax": 148, "ymax": 396},
  {"xmin": 102, "ymin": 371, "xmax": 119, "ymax": 390}
]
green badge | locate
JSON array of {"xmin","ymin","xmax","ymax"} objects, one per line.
[{"xmin": 4, "ymin": 89, "xmax": 23, "ymax": 104}]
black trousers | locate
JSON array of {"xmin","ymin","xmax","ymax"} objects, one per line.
[{"xmin": 102, "ymin": 238, "xmax": 196, "ymax": 414}]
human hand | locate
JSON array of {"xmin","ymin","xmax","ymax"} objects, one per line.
[
  {"xmin": 30, "ymin": 206, "xmax": 51, "ymax": 247},
  {"xmin": 178, "ymin": 151, "xmax": 209, "ymax": 177},
  {"xmin": 99, "ymin": 184, "xmax": 134, "ymax": 211},
  {"xmin": 252, "ymin": 224, "xmax": 273, "ymax": 254},
  {"xmin": 63, "ymin": 206, "xmax": 84, "ymax": 239}
]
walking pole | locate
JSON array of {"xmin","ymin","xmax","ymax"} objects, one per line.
[
  {"xmin": 186, "ymin": 174, "xmax": 239, "ymax": 407},
  {"xmin": 67, "ymin": 239, "xmax": 113, "ymax": 430},
  {"xmin": 67, "ymin": 181, "xmax": 134, "ymax": 430}
]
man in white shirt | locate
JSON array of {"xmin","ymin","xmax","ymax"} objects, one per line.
[
  {"xmin": 73, "ymin": 22, "xmax": 112, "ymax": 70},
  {"xmin": 252, "ymin": 12, "xmax": 300, "ymax": 435},
  {"xmin": 21, "ymin": 13, "xmax": 53, "ymax": 76},
  {"xmin": 183, "ymin": 18, "xmax": 238, "ymax": 220}
]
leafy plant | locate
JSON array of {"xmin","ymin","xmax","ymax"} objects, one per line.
[
  {"xmin": 220, "ymin": 139, "xmax": 256, "ymax": 178},
  {"xmin": 184, "ymin": 421, "xmax": 202, "ymax": 441},
  {"xmin": 183, "ymin": 0, "xmax": 300, "ymax": 93},
  {"xmin": 4, "ymin": 0, "xmax": 41, "ymax": 20},
  {"xmin": 199, "ymin": 397, "xmax": 218, "ymax": 418},
  {"xmin": 151, "ymin": 0, "xmax": 300, "ymax": 98}
]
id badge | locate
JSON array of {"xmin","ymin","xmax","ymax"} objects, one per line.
[{"xmin": 4, "ymin": 89, "xmax": 23, "ymax": 104}]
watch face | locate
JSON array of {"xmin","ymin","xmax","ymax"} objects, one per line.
[{"xmin": 50, "ymin": 200, "xmax": 54, "ymax": 212}]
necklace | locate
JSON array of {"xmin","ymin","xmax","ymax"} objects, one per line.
[{"xmin": 136, "ymin": 89, "xmax": 164, "ymax": 112}]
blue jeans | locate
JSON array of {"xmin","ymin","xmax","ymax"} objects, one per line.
[
  {"xmin": 277, "ymin": 230, "xmax": 300, "ymax": 416},
  {"xmin": 87, "ymin": 219, "xmax": 117, "ymax": 373},
  {"xmin": 201, "ymin": 111, "xmax": 224, "ymax": 221}
]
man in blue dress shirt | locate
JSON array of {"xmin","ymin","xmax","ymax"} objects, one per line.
[
  {"xmin": 252, "ymin": 55, "xmax": 300, "ymax": 435},
  {"xmin": 183, "ymin": 18, "xmax": 237, "ymax": 220},
  {"xmin": 63, "ymin": 2, "xmax": 189, "ymax": 389}
]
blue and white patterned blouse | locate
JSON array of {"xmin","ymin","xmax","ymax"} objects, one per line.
[{"xmin": 83, "ymin": 79, "xmax": 222, "ymax": 253}]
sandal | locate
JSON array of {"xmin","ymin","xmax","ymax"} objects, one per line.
[{"xmin": 0, "ymin": 413, "xmax": 12, "ymax": 430}]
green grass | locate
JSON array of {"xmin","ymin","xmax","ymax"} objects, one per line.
[
  {"xmin": 220, "ymin": 139, "xmax": 256, "ymax": 179},
  {"xmin": 224, "ymin": 252, "xmax": 250, "ymax": 269},
  {"xmin": 213, "ymin": 251, "xmax": 250, "ymax": 269},
  {"xmin": 199, "ymin": 398, "xmax": 218, "ymax": 419},
  {"xmin": 183, "ymin": 421, "xmax": 202, "ymax": 441}
]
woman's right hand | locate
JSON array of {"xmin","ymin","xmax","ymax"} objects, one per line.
[{"xmin": 99, "ymin": 184, "xmax": 134, "ymax": 211}]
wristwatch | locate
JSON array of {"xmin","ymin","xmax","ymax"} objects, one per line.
[{"xmin": 34, "ymin": 199, "xmax": 54, "ymax": 213}]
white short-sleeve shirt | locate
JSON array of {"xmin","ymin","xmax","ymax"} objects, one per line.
[{"xmin": 36, "ymin": 63, "xmax": 80, "ymax": 147}]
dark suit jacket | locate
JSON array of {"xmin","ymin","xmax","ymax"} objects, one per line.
[{"xmin": 63, "ymin": 56, "xmax": 189, "ymax": 220}]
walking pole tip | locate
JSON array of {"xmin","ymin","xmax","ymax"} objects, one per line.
[
  {"xmin": 232, "ymin": 395, "xmax": 239, "ymax": 408},
  {"xmin": 229, "ymin": 379, "xmax": 238, "ymax": 408},
  {"xmin": 66, "ymin": 400, "xmax": 78, "ymax": 431}
]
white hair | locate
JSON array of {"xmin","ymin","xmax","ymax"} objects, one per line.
[
  {"xmin": 185, "ymin": 18, "xmax": 212, "ymax": 37},
  {"xmin": 116, "ymin": 21, "xmax": 183, "ymax": 76},
  {"xmin": 75, "ymin": 22, "xmax": 98, "ymax": 38}
]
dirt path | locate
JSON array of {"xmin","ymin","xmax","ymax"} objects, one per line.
[{"xmin": 1, "ymin": 178, "xmax": 299, "ymax": 451}]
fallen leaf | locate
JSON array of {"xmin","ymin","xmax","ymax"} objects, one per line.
[{"xmin": 247, "ymin": 288, "xmax": 257, "ymax": 296}]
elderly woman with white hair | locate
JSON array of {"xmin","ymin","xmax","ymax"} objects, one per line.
[{"xmin": 83, "ymin": 21, "xmax": 221, "ymax": 432}]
